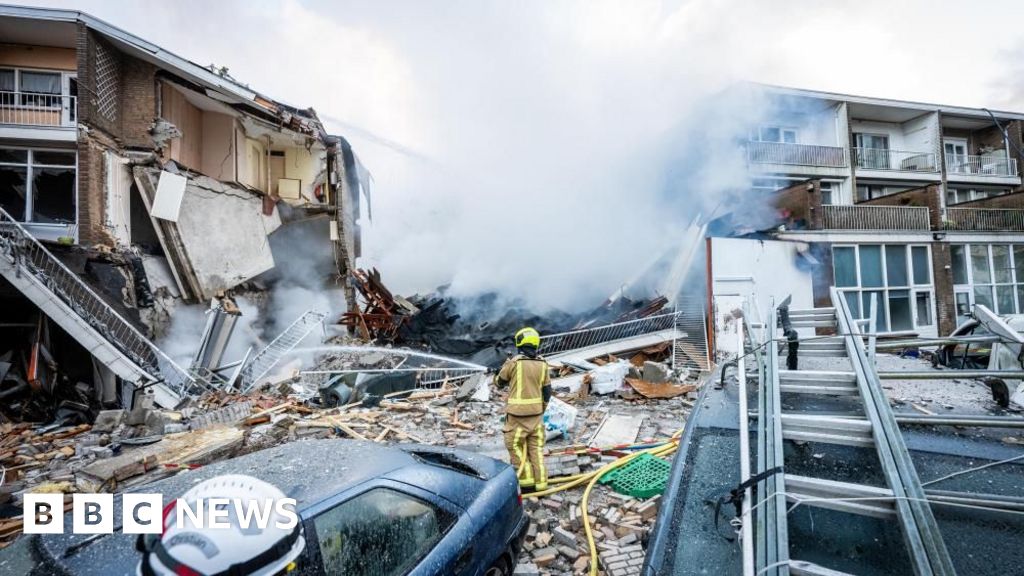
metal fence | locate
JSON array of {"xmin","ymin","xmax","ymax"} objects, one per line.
[
  {"xmin": 298, "ymin": 345, "xmax": 488, "ymax": 391},
  {"xmin": 746, "ymin": 141, "xmax": 847, "ymax": 168},
  {"xmin": 672, "ymin": 296, "xmax": 710, "ymax": 371},
  {"xmin": 853, "ymin": 147, "xmax": 937, "ymax": 172},
  {"xmin": 0, "ymin": 207, "xmax": 201, "ymax": 398},
  {"xmin": 822, "ymin": 204, "xmax": 931, "ymax": 230},
  {"xmin": 0, "ymin": 91, "xmax": 76, "ymax": 127},
  {"xmin": 538, "ymin": 312, "xmax": 680, "ymax": 357},
  {"xmin": 945, "ymin": 154, "xmax": 1019, "ymax": 177},
  {"xmin": 943, "ymin": 207, "xmax": 1024, "ymax": 231}
]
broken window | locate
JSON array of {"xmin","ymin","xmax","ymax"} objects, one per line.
[
  {"xmin": 953, "ymin": 243, "xmax": 1024, "ymax": 315},
  {"xmin": 0, "ymin": 148, "xmax": 76, "ymax": 225},
  {"xmin": 313, "ymin": 487, "xmax": 454, "ymax": 576}
]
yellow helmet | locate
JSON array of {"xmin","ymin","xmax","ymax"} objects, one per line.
[{"xmin": 515, "ymin": 327, "xmax": 541, "ymax": 348}]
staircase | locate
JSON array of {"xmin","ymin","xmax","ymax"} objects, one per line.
[
  {"xmin": 0, "ymin": 208, "xmax": 203, "ymax": 408},
  {"xmin": 238, "ymin": 310, "xmax": 326, "ymax": 391}
]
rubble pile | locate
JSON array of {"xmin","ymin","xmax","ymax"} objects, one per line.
[
  {"xmin": 337, "ymin": 268, "xmax": 675, "ymax": 368},
  {"xmin": 519, "ymin": 492, "xmax": 660, "ymax": 576}
]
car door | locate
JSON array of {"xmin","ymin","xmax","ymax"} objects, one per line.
[{"xmin": 301, "ymin": 479, "xmax": 467, "ymax": 576}]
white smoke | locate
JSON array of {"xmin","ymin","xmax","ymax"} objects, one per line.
[{"xmin": 26, "ymin": 0, "xmax": 1024, "ymax": 312}]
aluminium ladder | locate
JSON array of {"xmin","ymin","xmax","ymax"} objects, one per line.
[{"xmin": 748, "ymin": 289, "xmax": 955, "ymax": 576}]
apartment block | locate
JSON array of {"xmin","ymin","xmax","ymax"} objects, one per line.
[
  {"xmin": 744, "ymin": 85, "xmax": 1024, "ymax": 337},
  {"xmin": 0, "ymin": 5, "xmax": 367, "ymax": 309},
  {"xmin": 0, "ymin": 6, "xmax": 370, "ymax": 409}
]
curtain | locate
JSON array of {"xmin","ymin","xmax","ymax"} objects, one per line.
[
  {"xmin": 19, "ymin": 71, "xmax": 61, "ymax": 94},
  {"xmin": 0, "ymin": 69, "xmax": 14, "ymax": 92}
]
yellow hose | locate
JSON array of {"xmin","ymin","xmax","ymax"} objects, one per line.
[{"xmin": 523, "ymin": 429, "xmax": 684, "ymax": 574}]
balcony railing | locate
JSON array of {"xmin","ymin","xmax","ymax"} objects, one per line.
[
  {"xmin": 821, "ymin": 204, "xmax": 931, "ymax": 231},
  {"xmin": 943, "ymin": 208, "xmax": 1024, "ymax": 231},
  {"xmin": 747, "ymin": 141, "xmax": 847, "ymax": 168},
  {"xmin": 945, "ymin": 154, "xmax": 1019, "ymax": 178},
  {"xmin": 0, "ymin": 91, "xmax": 77, "ymax": 127},
  {"xmin": 853, "ymin": 147, "xmax": 937, "ymax": 172}
]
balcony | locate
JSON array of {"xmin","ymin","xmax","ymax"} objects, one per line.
[
  {"xmin": 945, "ymin": 154, "xmax": 1019, "ymax": 181},
  {"xmin": 0, "ymin": 91, "xmax": 77, "ymax": 128},
  {"xmin": 821, "ymin": 204, "xmax": 931, "ymax": 231},
  {"xmin": 853, "ymin": 147, "xmax": 937, "ymax": 173},
  {"xmin": 747, "ymin": 141, "xmax": 847, "ymax": 168},
  {"xmin": 943, "ymin": 208, "xmax": 1024, "ymax": 232}
]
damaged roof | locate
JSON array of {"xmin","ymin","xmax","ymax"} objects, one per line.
[{"xmin": 0, "ymin": 3, "xmax": 326, "ymax": 137}]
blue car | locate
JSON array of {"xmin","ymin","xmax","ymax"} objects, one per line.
[{"xmin": 20, "ymin": 439, "xmax": 529, "ymax": 576}]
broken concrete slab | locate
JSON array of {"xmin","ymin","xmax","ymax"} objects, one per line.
[
  {"xmin": 589, "ymin": 414, "xmax": 644, "ymax": 447},
  {"xmin": 91, "ymin": 410, "xmax": 125, "ymax": 433},
  {"xmin": 641, "ymin": 361, "xmax": 670, "ymax": 383}
]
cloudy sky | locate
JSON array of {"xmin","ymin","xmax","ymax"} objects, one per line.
[{"xmin": 24, "ymin": 0, "xmax": 1024, "ymax": 309}]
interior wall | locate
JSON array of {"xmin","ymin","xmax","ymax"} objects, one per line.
[
  {"xmin": 160, "ymin": 84, "xmax": 203, "ymax": 170},
  {"xmin": 283, "ymin": 146, "xmax": 318, "ymax": 199},
  {"xmin": 236, "ymin": 130, "xmax": 266, "ymax": 191},
  {"xmin": 0, "ymin": 44, "xmax": 76, "ymax": 70},
  {"xmin": 200, "ymin": 112, "xmax": 236, "ymax": 181}
]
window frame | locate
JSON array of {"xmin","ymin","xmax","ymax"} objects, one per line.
[
  {"xmin": 832, "ymin": 243, "xmax": 935, "ymax": 333},
  {"xmin": 751, "ymin": 126, "xmax": 799, "ymax": 144},
  {"xmin": 0, "ymin": 66, "xmax": 75, "ymax": 108},
  {"xmin": 951, "ymin": 243, "xmax": 1024, "ymax": 317},
  {"xmin": 0, "ymin": 146, "xmax": 78, "ymax": 226}
]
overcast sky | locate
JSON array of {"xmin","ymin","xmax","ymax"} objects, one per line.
[{"xmin": 24, "ymin": 0, "xmax": 1024, "ymax": 307}]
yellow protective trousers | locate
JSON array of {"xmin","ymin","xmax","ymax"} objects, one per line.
[{"xmin": 503, "ymin": 413, "xmax": 547, "ymax": 490}]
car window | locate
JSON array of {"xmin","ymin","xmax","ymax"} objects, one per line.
[{"xmin": 313, "ymin": 487, "xmax": 454, "ymax": 576}]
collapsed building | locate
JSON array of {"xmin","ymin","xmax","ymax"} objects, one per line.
[{"xmin": 0, "ymin": 5, "xmax": 368, "ymax": 419}]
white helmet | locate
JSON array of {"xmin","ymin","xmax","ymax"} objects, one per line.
[{"xmin": 137, "ymin": 474, "xmax": 305, "ymax": 576}]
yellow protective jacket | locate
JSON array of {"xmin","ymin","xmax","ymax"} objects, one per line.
[{"xmin": 496, "ymin": 354, "xmax": 550, "ymax": 417}]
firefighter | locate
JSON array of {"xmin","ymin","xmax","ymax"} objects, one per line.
[{"xmin": 496, "ymin": 326, "xmax": 551, "ymax": 491}]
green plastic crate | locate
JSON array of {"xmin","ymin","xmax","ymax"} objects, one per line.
[{"xmin": 604, "ymin": 453, "xmax": 671, "ymax": 499}]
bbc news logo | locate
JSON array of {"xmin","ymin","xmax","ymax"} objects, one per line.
[{"xmin": 23, "ymin": 493, "xmax": 299, "ymax": 534}]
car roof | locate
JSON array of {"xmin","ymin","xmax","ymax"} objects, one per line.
[{"xmin": 136, "ymin": 438, "xmax": 415, "ymax": 509}]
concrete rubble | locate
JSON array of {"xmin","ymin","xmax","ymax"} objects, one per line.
[{"xmin": 0, "ymin": 336, "xmax": 699, "ymax": 574}]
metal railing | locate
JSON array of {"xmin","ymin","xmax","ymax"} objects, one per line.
[
  {"xmin": 0, "ymin": 91, "xmax": 77, "ymax": 127},
  {"xmin": 747, "ymin": 141, "xmax": 847, "ymax": 168},
  {"xmin": 672, "ymin": 295, "xmax": 710, "ymax": 371},
  {"xmin": 239, "ymin": 310, "xmax": 326, "ymax": 391},
  {"xmin": 853, "ymin": 147, "xmax": 937, "ymax": 172},
  {"xmin": 945, "ymin": 154, "xmax": 1019, "ymax": 177},
  {"xmin": 943, "ymin": 207, "xmax": 1024, "ymax": 231},
  {"xmin": 822, "ymin": 204, "xmax": 931, "ymax": 230},
  {"xmin": 538, "ymin": 311, "xmax": 680, "ymax": 357},
  {"xmin": 298, "ymin": 345, "xmax": 488, "ymax": 392},
  {"xmin": 0, "ymin": 207, "xmax": 202, "ymax": 398}
]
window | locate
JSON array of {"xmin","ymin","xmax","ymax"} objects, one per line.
[
  {"xmin": 952, "ymin": 243, "xmax": 1024, "ymax": 315},
  {"xmin": 819, "ymin": 181, "xmax": 836, "ymax": 205},
  {"xmin": 946, "ymin": 188, "xmax": 1010, "ymax": 205},
  {"xmin": 313, "ymin": 488, "xmax": 455, "ymax": 576},
  {"xmin": 0, "ymin": 148, "xmax": 76, "ymax": 225},
  {"xmin": 0, "ymin": 67, "xmax": 70, "ymax": 106},
  {"xmin": 752, "ymin": 178, "xmax": 797, "ymax": 191},
  {"xmin": 752, "ymin": 126, "xmax": 798, "ymax": 143},
  {"xmin": 854, "ymin": 133, "xmax": 891, "ymax": 169},
  {"xmin": 832, "ymin": 244, "xmax": 935, "ymax": 333},
  {"xmin": 856, "ymin": 184, "xmax": 888, "ymax": 202}
]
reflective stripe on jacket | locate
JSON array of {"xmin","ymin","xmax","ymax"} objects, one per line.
[{"xmin": 498, "ymin": 355, "xmax": 550, "ymax": 417}]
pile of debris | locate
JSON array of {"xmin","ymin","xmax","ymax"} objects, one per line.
[
  {"xmin": 337, "ymin": 268, "xmax": 675, "ymax": 367},
  {"xmin": 519, "ymin": 492, "xmax": 660, "ymax": 575}
]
